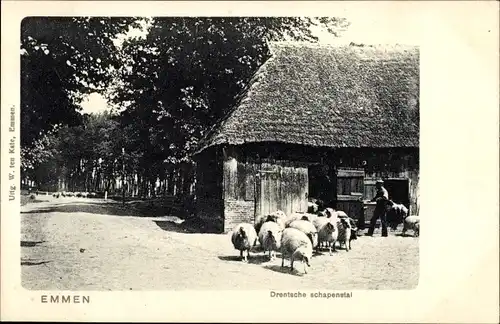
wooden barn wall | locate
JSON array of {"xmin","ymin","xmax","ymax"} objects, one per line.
[
  {"xmin": 255, "ymin": 160, "xmax": 309, "ymax": 218},
  {"xmin": 196, "ymin": 144, "xmax": 419, "ymax": 233},
  {"xmin": 221, "ymin": 144, "xmax": 313, "ymax": 232},
  {"xmin": 335, "ymin": 148, "xmax": 420, "ymax": 215},
  {"xmin": 194, "ymin": 147, "xmax": 224, "ymax": 231}
]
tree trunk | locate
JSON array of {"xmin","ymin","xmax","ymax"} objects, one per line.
[{"xmin": 167, "ymin": 169, "xmax": 175, "ymax": 195}]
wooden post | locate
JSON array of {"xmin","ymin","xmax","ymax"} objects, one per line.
[{"xmin": 253, "ymin": 171, "xmax": 260, "ymax": 224}]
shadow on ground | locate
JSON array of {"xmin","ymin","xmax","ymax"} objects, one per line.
[
  {"xmin": 395, "ymin": 233, "xmax": 418, "ymax": 238},
  {"xmin": 264, "ymin": 264, "xmax": 307, "ymax": 276},
  {"xmin": 154, "ymin": 218, "xmax": 223, "ymax": 234},
  {"xmin": 21, "ymin": 260, "xmax": 51, "ymax": 266},
  {"xmin": 21, "ymin": 240, "xmax": 46, "ymax": 247},
  {"xmin": 154, "ymin": 220, "xmax": 194, "ymax": 234},
  {"xmin": 312, "ymin": 249, "xmax": 337, "ymax": 256},
  {"xmin": 21, "ymin": 200, "xmax": 180, "ymax": 218},
  {"xmin": 218, "ymin": 254, "xmax": 272, "ymax": 265}
]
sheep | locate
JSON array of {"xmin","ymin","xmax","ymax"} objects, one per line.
[
  {"xmin": 335, "ymin": 218, "xmax": 355, "ymax": 251},
  {"xmin": 286, "ymin": 219, "xmax": 319, "ymax": 247},
  {"xmin": 231, "ymin": 223, "xmax": 258, "ymax": 262},
  {"xmin": 347, "ymin": 217, "xmax": 359, "ymax": 242},
  {"xmin": 386, "ymin": 202, "xmax": 409, "ymax": 230},
  {"xmin": 268, "ymin": 210, "xmax": 287, "ymax": 226},
  {"xmin": 318, "ymin": 208, "xmax": 329, "ymax": 218},
  {"xmin": 280, "ymin": 227, "xmax": 313, "ymax": 274},
  {"xmin": 301, "ymin": 212, "xmax": 318, "ymax": 223},
  {"xmin": 307, "ymin": 201, "xmax": 319, "ymax": 213},
  {"xmin": 414, "ymin": 222, "xmax": 420, "ymax": 236},
  {"xmin": 402, "ymin": 215, "xmax": 420, "ymax": 237},
  {"xmin": 258, "ymin": 221, "xmax": 282, "ymax": 260},
  {"xmin": 255, "ymin": 211, "xmax": 282, "ymax": 228},
  {"xmin": 335, "ymin": 210, "xmax": 349, "ymax": 219},
  {"xmin": 284, "ymin": 212, "xmax": 318, "ymax": 227},
  {"xmin": 318, "ymin": 207, "xmax": 340, "ymax": 223},
  {"xmin": 312, "ymin": 217, "xmax": 338, "ymax": 255},
  {"xmin": 284, "ymin": 213, "xmax": 304, "ymax": 227},
  {"xmin": 255, "ymin": 210, "xmax": 286, "ymax": 233}
]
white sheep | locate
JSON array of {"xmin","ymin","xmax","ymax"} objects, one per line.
[
  {"xmin": 335, "ymin": 218, "xmax": 354, "ymax": 251},
  {"xmin": 312, "ymin": 217, "xmax": 338, "ymax": 255},
  {"xmin": 335, "ymin": 210, "xmax": 349, "ymax": 219},
  {"xmin": 348, "ymin": 217, "xmax": 359, "ymax": 241},
  {"xmin": 231, "ymin": 223, "xmax": 258, "ymax": 262},
  {"xmin": 281, "ymin": 227, "xmax": 313, "ymax": 274},
  {"xmin": 284, "ymin": 212, "xmax": 318, "ymax": 227},
  {"xmin": 318, "ymin": 207, "xmax": 341, "ymax": 223},
  {"xmin": 387, "ymin": 202, "xmax": 409, "ymax": 230},
  {"xmin": 268, "ymin": 210, "xmax": 287, "ymax": 227},
  {"xmin": 286, "ymin": 219, "xmax": 319, "ymax": 247},
  {"xmin": 307, "ymin": 201, "xmax": 319, "ymax": 213},
  {"xmin": 402, "ymin": 215, "xmax": 420, "ymax": 237},
  {"xmin": 255, "ymin": 210, "xmax": 287, "ymax": 233},
  {"xmin": 284, "ymin": 212, "xmax": 306, "ymax": 226},
  {"xmin": 258, "ymin": 221, "xmax": 282, "ymax": 260},
  {"xmin": 318, "ymin": 208, "xmax": 330, "ymax": 218}
]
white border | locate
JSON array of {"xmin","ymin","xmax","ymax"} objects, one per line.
[{"xmin": 2, "ymin": 1, "xmax": 499, "ymax": 322}]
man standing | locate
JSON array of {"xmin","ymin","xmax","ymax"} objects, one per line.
[{"xmin": 366, "ymin": 179, "xmax": 390, "ymax": 237}]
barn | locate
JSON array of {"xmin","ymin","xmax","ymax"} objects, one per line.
[{"xmin": 193, "ymin": 42, "xmax": 419, "ymax": 233}]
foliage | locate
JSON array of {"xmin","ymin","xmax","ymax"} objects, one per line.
[
  {"xmin": 20, "ymin": 17, "xmax": 140, "ymax": 148},
  {"xmin": 25, "ymin": 17, "xmax": 351, "ymax": 197},
  {"xmin": 109, "ymin": 17, "xmax": 350, "ymax": 194},
  {"xmin": 26, "ymin": 112, "xmax": 121, "ymax": 192}
]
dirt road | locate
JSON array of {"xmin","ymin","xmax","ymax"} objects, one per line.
[{"xmin": 21, "ymin": 196, "xmax": 419, "ymax": 290}]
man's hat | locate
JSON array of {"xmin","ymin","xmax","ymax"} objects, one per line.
[{"xmin": 376, "ymin": 179, "xmax": 384, "ymax": 184}]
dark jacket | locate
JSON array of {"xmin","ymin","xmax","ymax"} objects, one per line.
[{"xmin": 371, "ymin": 186, "xmax": 389, "ymax": 210}]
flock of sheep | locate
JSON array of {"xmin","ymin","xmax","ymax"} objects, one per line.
[
  {"xmin": 51, "ymin": 191, "xmax": 98, "ymax": 198},
  {"xmin": 231, "ymin": 200, "xmax": 420, "ymax": 274}
]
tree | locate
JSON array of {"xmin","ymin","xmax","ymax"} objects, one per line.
[
  {"xmin": 27, "ymin": 17, "xmax": 351, "ymax": 196},
  {"xmin": 27, "ymin": 111, "xmax": 125, "ymax": 192},
  {"xmin": 20, "ymin": 17, "xmax": 140, "ymax": 149},
  {"xmin": 110, "ymin": 17, "xmax": 350, "ymax": 196}
]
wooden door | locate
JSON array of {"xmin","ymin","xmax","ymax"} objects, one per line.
[
  {"xmin": 255, "ymin": 161, "xmax": 308, "ymax": 221},
  {"xmin": 336, "ymin": 168, "xmax": 365, "ymax": 221}
]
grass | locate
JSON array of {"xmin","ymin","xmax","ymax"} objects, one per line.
[{"xmin": 20, "ymin": 196, "xmax": 419, "ymax": 290}]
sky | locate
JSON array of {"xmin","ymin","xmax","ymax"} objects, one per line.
[{"xmin": 80, "ymin": 14, "xmax": 420, "ymax": 115}]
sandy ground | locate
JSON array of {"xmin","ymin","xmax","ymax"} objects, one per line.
[{"xmin": 21, "ymin": 195, "xmax": 419, "ymax": 291}]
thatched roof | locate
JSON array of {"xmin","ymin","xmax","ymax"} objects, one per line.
[{"xmin": 196, "ymin": 42, "xmax": 419, "ymax": 154}]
